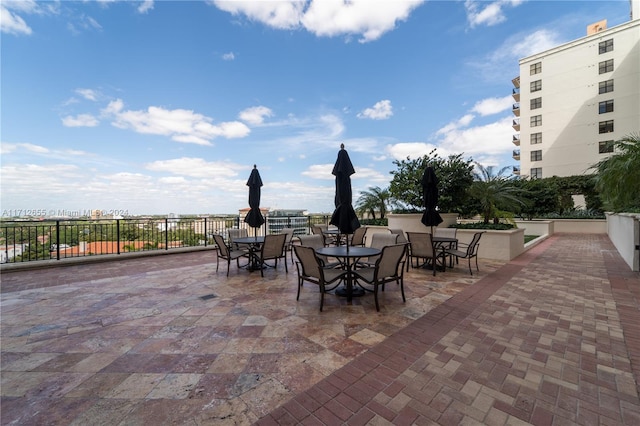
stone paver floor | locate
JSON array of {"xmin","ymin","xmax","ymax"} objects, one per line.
[{"xmin": 1, "ymin": 233, "xmax": 639, "ymax": 425}]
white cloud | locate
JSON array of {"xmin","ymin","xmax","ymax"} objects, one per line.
[
  {"xmin": 211, "ymin": 0, "xmax": 425, "ymax": 43},
  {"xmin": 357, "ymin": 100, "xmax": 393, "ymax": 120},
  {"xmin": 62, "ymin": 114, "xmax": 100, "ymax": 127},
  {"xmin": 0, "ymin": 0, "xmax": 38, "ymax": 35},
  {"xmin": 101, "ymin": 99, "xmax": 251, "ymax": 145},
  {"xmin": 145, "ymin": 157, "xmax": 245, "ymax": 179},
  {"xmin": 138, "ymin": 0, "xmax": 154, "ymax": 14},
  {"xmin": 76, "ymin": 88, "xmax": 99, "ymax": 101},
  {"xmin": 436, "ymin": 115, "xmax": 514, "ymax": 157},
  {"xmin": 386, "ymin": 142, "xmax": 444, "ymax": 161},
  {"xmin": 222, "ymin": 52, "xmax": 235, "ymax": 60},
  {"xmin": 465, "ymin": 0, "xmax": 523, "ymax": 28},
  {"xmin": 239, "ymin": 106, "xmax": 273, "ymax": 125},
  {"xmin": 470, "ymin": 96, "xmax": 513, "ymax": 116}
]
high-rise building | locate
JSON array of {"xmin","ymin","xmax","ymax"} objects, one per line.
[{"xmin": 511, "ymin": 7, "xmax": 639, "ymax": 179}]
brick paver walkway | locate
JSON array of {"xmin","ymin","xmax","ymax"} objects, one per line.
[
  {"xmin": 1, "ymin": 233, "xmax": 638, "ymax": 425},
  {"xmin": 257, "ymin": 234, "xmax": 640, "ymax": 425}
]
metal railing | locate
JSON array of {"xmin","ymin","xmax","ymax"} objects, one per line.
[{"xmin": 0, "ymin": 215, "xmax": 332, "ymax": 264}]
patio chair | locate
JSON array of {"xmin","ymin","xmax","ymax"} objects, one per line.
[
  {"xmin": 213, "ymin": 234, "xmax": 249, "ymax": 276},
  {"xmin": 389, "ymin": 228, "xmax": 407, "ymax": 244},
  {"xmin": 445, "ymin": 232, "xmax": 483, "ymax": 275},
  {"xmin": 349, "ymin": 226, "xmax": 367, "ymax": 247},
  {"xmin": 352, "ymin": 243, "xmax": 407, "ymax": 311},
  {"xmin": 297, "ymin": 234, "xmax": 341, "ymax": 268},
  {"xmin": 280, "ymin": 227, "xmax": 296, "ymax": 265},
  {"xmin": 228, "ymin": 228, "xmax": 248, "ymax": 250},
  {"xmin": 406, "ymin": 232, "xmax": 446, "ymax": 276},
  {"xmin": 258, "ymin": 233, "xmax": 288, "ymax": 277},
  {"xmin": 358, "ymin": 232, "xmax": 398, "ymax": 267},
  {"xmin": 293, "ymin": 245, "xmax": 347, "ymax": 311},
  {"xmin": 434, "ymin": 227, "xmax": 458, "ymax": 266}
]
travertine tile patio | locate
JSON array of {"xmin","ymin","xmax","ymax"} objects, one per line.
[{"xmin": 1, "ymin": 233, "xmax": 639, "ymax": 425}]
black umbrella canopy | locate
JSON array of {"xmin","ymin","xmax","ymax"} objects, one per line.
[
  {"xmin": 330, "ymin": 144, "xmax": 361, "ymax": 235},
  {"xmin": 244, "ymin": 165, "xmax": 265, "ymax": 229},
  {"xmin": 421, "ymin": 166, "xmax": 443, "ymax": 230}
]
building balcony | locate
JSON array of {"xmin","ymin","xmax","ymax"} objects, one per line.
[
  {"xmin": 512, "ymin": 76, "xmax": 520, "ymax": 88},
  {"xmin": 512, "ymin": 119, "xmax": 520, "ymax": 131},
  {"xmin": 512, "ymin": 103, "xmax": 520, "ymax": 117},
  {"xmin": 512, "ymin": 87, "xmax": 520, "ymax": 102},
  {"xmin": 513, "ymin": 150, "xmax": 521, "ymax": 160},
  {"xmin": 513, "ymin": 134, "xmax": 520, "ymax": 146},
  {"xmin": 513, "ymin": 166, "xmax": 521, "ymax": 175}
]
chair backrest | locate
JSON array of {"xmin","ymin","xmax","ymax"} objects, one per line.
[
  {"xmin": 281, "ymin": 228, "xmax": 294, "ymax": 245},
  {"xmin": 434, "ymin": 228, "xmax": 457, "ymax": 239},
  {"xmin": 350, "ymin": 226, "xmax": 367, "ymax": 246},
  {"xmin": 375, "ymin": 244, "xmax": 406, "ymax": 279},
  {"xmin": 293, "ymin": 245, "xmax": 321, "ymax": 280},
  {"xmin": 228, "ymin": 228, "xmax": 248, "ymax": 244},
  {"xmin": 261, "ymin": 233, "xmax": 286, "ymax": 259},
  {"xmin": 406, "ymin": 232, "xmax": 435, "ymax": 257},
  {"xmin": 389, "ymin": 229, "xmax": 407, "ymax": 243},
  {"xmin": 369, "ymin": 233, "xmax": 399, "ymax": 250},
  {"xmin": 213, "ymin": 234, "xmax": 230, "ymax": 257},
  {"xmin": 298, "ymin": 234, "xmax": 325, "ymax": 250},
  {"xmin": 466, "ymin": 232, "xmax": 483, "ymax": 256}
]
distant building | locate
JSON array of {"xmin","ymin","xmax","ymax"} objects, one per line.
[{"xmin": 511, "ymin": 6, "xmax": 639, "ymax": 179}]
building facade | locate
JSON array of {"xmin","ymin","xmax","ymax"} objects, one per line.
[{"xmin": 512, "ymin": 11, "xmax": 639, "ymax": 179}]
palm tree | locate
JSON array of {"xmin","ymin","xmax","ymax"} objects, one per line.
[
  {"xmin": 356, "ymin": 186, "xmax": 391, "ymax": 220},
  {"xmin": 592, "ymin": 133, "xmax": 640, "ymax": 212},
  {"xmin": 468, "ymin": 162, "xmax": 527, "ymax": 224}
]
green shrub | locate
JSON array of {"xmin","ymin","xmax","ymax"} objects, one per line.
[
  {"xmin": 450, "ymin": 222, "xmax": 515, "ymax": 230},
  {"xmin": 360, "ymin": 218, "xmax": 388, "ymax": 227}
]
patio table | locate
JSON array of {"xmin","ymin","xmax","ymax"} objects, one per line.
[{"xmin": 316, "ymin": 246, "xmax": 381, "ymax": 302}]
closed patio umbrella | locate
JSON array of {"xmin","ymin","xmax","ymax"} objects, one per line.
[
  {"xmin": 244, "ymin": 165, "xmax": 265, "ymax": 237},
  {"xmin": 421, "ymin": 165, "xmax": 443, "ymax": 233},
  {"xmin": 330, "ymin": 144, "xmax": 361, "ymax": 243}
]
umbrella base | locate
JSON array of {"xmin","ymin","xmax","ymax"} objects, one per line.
[{"xmin": 335, "ymin": 286, "xmax": 365, "ymax": 298}]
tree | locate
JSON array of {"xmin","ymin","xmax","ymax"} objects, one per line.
[
  {"xmin": 356, "ymin": 186, "xmax": 391, "ymax": 220},
  {"xmin": 389, "ymin": 150, "xmax": 474, "ymax": 213},
  {"xmin": 591, "ymin": 133, "xmax": 640, "ymax": 212},
  {"xmin": 468, "ymin": 162, "xmax": 527, "ymax": 224}
]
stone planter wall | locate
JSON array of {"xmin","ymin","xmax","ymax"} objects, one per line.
[{"xmin": 606, "ymin": 213, "xmax": 639, "ymax": 271}]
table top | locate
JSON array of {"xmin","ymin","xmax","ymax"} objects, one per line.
[
  {"xmin": 234, "ymin": 236, "xmax": 265, "ymax": 244},
  {"xmin": 316, "ymin": 246, "xmax": 380, "ymax": 258},
  {"xmin": 432, "ymin": 236, "xmax": 458, "ymax": 243},
  {"xmin": 323, "ymin": 229, "xmax": 342, "ymax": 234}
]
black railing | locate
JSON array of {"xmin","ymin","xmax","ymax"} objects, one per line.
[{"xmin": 0, "ymin": 215, "xmax": 331, "ymax": 264}]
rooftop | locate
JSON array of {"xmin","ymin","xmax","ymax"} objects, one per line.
[{"xmin": 1, "ymin": 233, "xmax": 639, "ymax": 425}]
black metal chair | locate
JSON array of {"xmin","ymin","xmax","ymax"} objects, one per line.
[
  {"xmin": 293, "ymin": 245, "xmax": 346, "ymax": 311},
  {"xmin": 406, "ymin": 232, "xmax": 446, "ymax": 276},
  {"xmin": 352, "ymin": 243, "xmax": 407, "ymax": 311},
  {"xmin": 445, "ymin": 232, "xmax": 483, "ymax": 275},
  {"xmin": 213, "ymin": 234, "xmax": 249, "ymax": 276},
  {"xmin": 258, "ymin": 233, "xmax": 288, "ymax": 277}
]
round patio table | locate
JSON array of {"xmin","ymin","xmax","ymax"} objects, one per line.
[
  {"xmin": 316, "ymin": 246, "xmax": 381, "ymax": 302},
  {"xmin": 234, "ymin": 236, "xmax": 265, "ymax": 271}
]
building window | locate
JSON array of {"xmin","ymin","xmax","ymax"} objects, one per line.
[
  {"xmin": 530, "ymin": 62, "xmax": 542, "ymax": 75},
  {"xmin": 531, "ymin": 150, "xmax": 542, "ymax": 161},
  {"xmin": 531, "ymin": 115, "xmax": 542, "ymax": 127},
  {"xmin": 530, "ymin": 132, "xmax": 542, "ymax": 144},
  {"xmin": 599, "ymin": 100, "xmax": 614, "ymax": 114},
  {"xmin": 599, "ymin": 79, "xmax": 614, "ymax": 94},
  {"xmin": 599, "ymin": 120, "xmax": 614, "ymax": 133},
  {"xmin": 530, "ymin": 168, "xmax": 542, "ymax": 179},
  {"xmin": 599, "ymin": 59, "xmax": 614, "ymax": 74},
  {"xmin": 530, "ymin": 97, "xmax": 542, "ymax": 110},
  {"xmin": 599, "ymin": 39, "xmax": 613, "ymax": 54},
  {"xmin": 599, "ymin": 140, "xmax": 614, "ymax": 153},
  {"xmin": 530, "ymin": 80, "xmax": 542, "ymax": 92}
]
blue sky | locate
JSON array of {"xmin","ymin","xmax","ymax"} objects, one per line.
[{"xmin": 1, "ymin": 0, "xmax": 632, "ymax": 216}]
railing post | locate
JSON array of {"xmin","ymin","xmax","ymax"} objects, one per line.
[
  {"xmin": 117, "ymin": 219, "xmax": 121, "ymax": 255},
  {"xmin": 165, "ymin": 218, "xmax": 169, "ymax": 250},
  {"xmin": 56, "ymin": 221, "xmax": 60, "ymax": 261},
  {"xmin": 204, "ymin": 217, "xmax": 207, "ymax": 247}
]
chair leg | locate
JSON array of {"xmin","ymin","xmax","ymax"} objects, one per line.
[
  {"xmin": 216, "ymin": 254, "xmax": 220, "ymax": 272},
  {"xmin": 319, "ymin": 283, "xmax": 325, "ymax": 311},
  {"xmin": 373, "ymin": 284, "xmax": 380, "ymax": 311},
  {"xmin": 475, "ymin": 255, "xmax": 479, "ymax": 272},
  {"xmin": 468, "ymin": 257, "xmax": 473, "ymax": 275}
]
